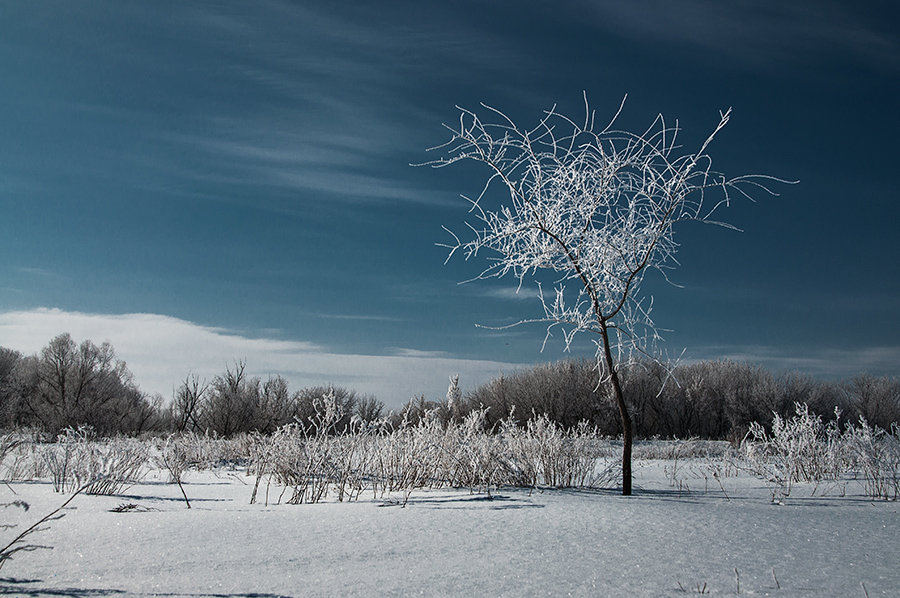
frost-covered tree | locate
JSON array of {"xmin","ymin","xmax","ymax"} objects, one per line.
[
  {"xmin": 426, "ymin": 95, "xmax": 778, "ymax": 494},
  {"xmin": 447, "ymin": 374, "xmax": 461, "ymax": 421}
]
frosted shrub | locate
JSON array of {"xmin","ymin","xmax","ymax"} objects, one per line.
[
  {"xmin": 265, "ymin": 424, "xmax": 332, "ymax": 504},
  {"xmin": 154, "ymin": 434, "xmax": 202, "ymax": 508},
  {"xmin": 493, "ymin": 415, "xmax": 541, "ymax": 488},
  {"xmin": 249, "ymin": 400, "xmax": 614, "ymax": 506},
  {"xmin": 155, "ymin": 434, "xmax": 194, "ymax": 484},
  {"xmin": 180, "ymin": 432, "xmax": 252, "ymax": 470},
  {"xmin": 742, "ymin": 403, "xmax": 900, "ymax": 500},
  {"xmin": 42, "ymin": 426, "xmax": 91, "ymax": 493},
  {"xmin": 0, "ymin": 432, "xmax": 24, "ymax": 471},
  {"xmin": 42, "ymin": 427, "xmax": 147, "ymax": 495},
  {"xmin": 516, "ymin": 415, "xmax": 604, "ymax": 488},
  {"xmin": 80, "ymin": 437, "xmax": 148, "ymax": 495},
  {"xmin": 368, "ymin": 410, "xmax": 446, "ymax": 496},
  {"xmin": 443, "ymin": 409, "xmax": 504, "ymax": 491},
  {"xmin": 251, "ymin": 388, "xmax": 376, "ymax": 505},
  {"xmin": 741, "ymin": 403, "xmax": 845, "ymax": 498},
  {"xmin": 0, "ymin": 430, "xmax": 43, "ymax": 481},
  {"xmin": 843, "ymin": 419, "xmax": 900, "ymax": 501}
]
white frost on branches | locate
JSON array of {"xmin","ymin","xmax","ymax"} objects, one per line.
[{"xmin": 425, "ymin": 94, "xmax": 780, "ymax": 366}]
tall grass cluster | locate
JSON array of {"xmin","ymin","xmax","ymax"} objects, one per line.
[
  {"xmin": 741, "ymin": 403, "xmax": 900, "ymax": 500},
  {"xmin": 247, "ymin": 391, "xmax": 614, "ymax": 505}
]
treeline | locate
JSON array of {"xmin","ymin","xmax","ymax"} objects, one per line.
[
  {"xmin": 0, "ymin": 334, "xmax": 160, "ymax": 436},
  {"xmin": 0, "ymin": 334, "xmax": 383, "ymax": 437},
  {"xmin": 169, "ymin": 362, "xmax": 383, "ymax": 437},
  {"xmin": 434, "ymin": 359, "xmax": 900, "ymax": 441},
  {"xmin": 1, "ymin": 334, "xmax": 898, "ymax": 440}
]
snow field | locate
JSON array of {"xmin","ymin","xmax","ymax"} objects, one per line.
[{"xmin": 2, "ymin": 461, "xmax": 898, "ymax": 597}]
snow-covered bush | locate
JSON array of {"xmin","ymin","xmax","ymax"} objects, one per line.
[
  {"xmin": 740, "ymin": 404, "xmax": 844, "ymax": 499},
  {"xmin": 155, "ymin": 434, "xmax": 194, "ymax": 484},
  {"xmin": 512, "ymin": 415, "xmax": 605, "ymax": 488},
  {"xmin": 843, "ymin": 419, "xmax": 900, "ymax": 501},
  {"xmin": 41, "ymin": 427, "xmax": 147, "ymax": 495},
  {"xmin": 79, "ymin": 437, "xmax": 147, "ymax": 495},
  {"xmin": 2, "ymin": 434, "xmax": 45, "ymax": 482},
  {"xmin": 742, "ymin": 403, "xmax": 899, "ymax": 500},
  {"xmin": 745, "ymin": 404, "xmax": 845, "ymax": 483},
  {"xmin": 0, "ymin": 430, "xmax": 43, "ymax": 481},
  {"xmin": 249, "ymin": 395, "xmax": 614, "ymax": 505},
  {"xmin": 250, "ymin": 388, "xmax": 373, "ymax": 505}
]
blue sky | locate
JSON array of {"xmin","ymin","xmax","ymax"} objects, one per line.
[{"xmin": 1, "ymin": 1, "xmax": 898, "ymax": 406}]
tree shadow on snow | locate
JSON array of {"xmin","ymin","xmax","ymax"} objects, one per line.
[
  {"xmin": 548, "ymin": 486, "xmax": 738, "ymax": 505},
  {"xmin": 0, "ymin": 579, "xmax": 292, "ymax": 598},
  {"xmin": 401, "ymin": 493, "xmax": 545, "ymax": 510},
  {"xmin": 0, "ymin": 580, "xmax": 128, "ymax": 597},
  {"xmin": 113, "ymin": 493, "xmax": 231, "ymax": 504}
]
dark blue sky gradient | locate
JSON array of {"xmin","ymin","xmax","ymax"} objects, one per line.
[{"xmin": 1, "ymin": 1, "xmax": 898, "ymax": 402}]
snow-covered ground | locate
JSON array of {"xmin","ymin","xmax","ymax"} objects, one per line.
[{"xmin": 1, "ymin": 461, "xmax": 897, "ymax": 597}]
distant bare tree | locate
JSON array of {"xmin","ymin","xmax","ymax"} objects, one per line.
[
  {"xmin": 847, "ymin": 374, "xmax": 900, "ymax": 431},
  {"xmin": 0, "ymin": 348, "xmax": 23, "ymax": 428},
  {"xmin": 24, "ymin": 334, "xmax": 147, "ymax": 435},
  {"xmin": 354, "ymin": 394, "xmax": 385, "ymax": 425},
  {"xmin": 428, "ymin": 95, "xmax": 780, "ymax": 494},
  {"xmin": 294, "ymin": 386, "xmax": 359, "ymax": 434},
  {"xmin": 172, "ymin": 374, "xmax": 208, "ymax": 433},
  {"xmin": 202, "ymin": 361, "xmax": 261, "ymax": 437},
  {"xmin": 255, "ymin": 375, "xmax": 295, "ymax": 433}
]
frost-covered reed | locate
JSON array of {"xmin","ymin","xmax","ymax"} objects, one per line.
[
  {"xmin": 741, "ymin": 403, "xmax": 900, "ymax": 500},
  {"xmin": 248, "ymin": 392, "xmax": 615, "ymax": 505}
]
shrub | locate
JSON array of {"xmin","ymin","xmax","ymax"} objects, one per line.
[
  {"xmin": 41, "ymin": 426, "xmax": 147, "ymax": 495},
  {"xmin": 250, "ymin": 390, "xmax": 616, "ymax": 505},
  {"xmin": 741, "ymin": 403, "xmax": 899, "ymax": 500},
  {"xmin": 843, "ymin": 419, "xmax": 900, "ymax": 501}
]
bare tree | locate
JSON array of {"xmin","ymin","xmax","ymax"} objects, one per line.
[
  {"xmin": 0, "ymin": 348, "xmax": 23, "ymax": 428},
  {"xmin": 25, "ymin": 333, "xmax": 148, "ymax": 435},
  {"xmin": 426, "ymin": 95, "xmax": 779, "ymax": 494},
  {"xmin": 202, "ymin": 361, "xmax": 261, "ymax": 437},
  {"xmin": 172, "ymin": 374, "xmax": 208, "ymax": 433},
  {"xmin": 354, "ymin": 394, "xmax": 385, "ymax": 425},
  {"xmin": 256, "ymin": 375, "xmax": 296, "ymax": 433}
]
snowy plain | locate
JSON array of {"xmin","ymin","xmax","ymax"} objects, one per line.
[{"xmin": 1, "ymin": 459, "xmax": 897, "ymax": 597}]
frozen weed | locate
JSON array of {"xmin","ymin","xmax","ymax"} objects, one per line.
[
  {"xmin": 741, "ymin": 403, "xmax": 899, "ymax": 501},
  {"xmin": 843, "ymin": 420, "xmax": 899, "ymax": 500},
  {"xmin": 155, "ymin": 434, "xmax": 195, "ymax": 507},
  {"xmin": 250, "ymin": 398, "xmax": 616, "ymax": 504},
  {"xmin": 40, "ymin": 427, "xmax": 147, "ymax": 495}
]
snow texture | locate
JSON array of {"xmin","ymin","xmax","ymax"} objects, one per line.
[{"xmin": 1, "ymin": 462, "xmax": 897, "ymax": 597}]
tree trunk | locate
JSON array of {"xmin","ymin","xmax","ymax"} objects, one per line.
[{"xmin": 600, "ymin": 324, "xmax": 633, "ymax": 496}]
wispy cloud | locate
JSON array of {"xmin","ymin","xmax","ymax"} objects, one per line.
[
  {"xmin": 390, "ymin": 347, "xmax": 450, "ymax": 359},
  {"xmin": 685, "ymin": 343, "xmax": 900, "ymax": 379},
  {"xmin": 131, "ymin": 1, "xmax": 535, "ymax": 210},
  {"xmin": 14, "ymin": 267, "xmax": 66, "ymax": 280},
  {"xmin": 312, "ymin": 312, "xmax": 404, "ymax": 323},
  {"xmin": 580, "ymin": 0, "xmax": 899, "ymax": 70},
  {"xmin": 0, "ymin": 308, "xmax": 524, "ymax": 407},
  {"xmin": 478, "ymin": 287, "xmax": 541, "ymax": 302}
]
